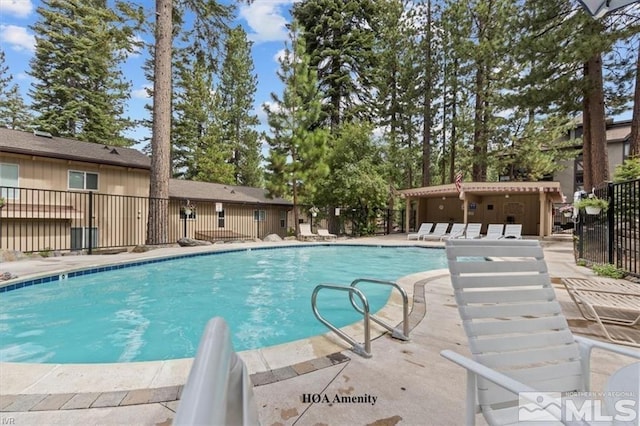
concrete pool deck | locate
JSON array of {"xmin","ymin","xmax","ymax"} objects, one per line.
[{"xmin": 1, "ymin": 235, "xmax": 639, "ymax": 425}]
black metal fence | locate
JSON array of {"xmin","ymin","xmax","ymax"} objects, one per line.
[
  {"xmin": 0, "ymin": 186, "xmax": 291, "ymax": 254},
  {"xmin": 305, "ymin": 206, "xmax": 405, "ymax": 237},
  {"xmin": 574, "ymin": 178, "xmax": 640, "ymax": 277}
]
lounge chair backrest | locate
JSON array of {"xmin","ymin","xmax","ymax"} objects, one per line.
[
  {"xmin": 299, "ymin": 223, "xmax": 314, "ymax": 236},
  {"xmin": 503, "ymin": 224, "xmax": 522, "ymax": 239},
  {"xmin": 417, "ymin": 222, "xmax": 433, "ymax": 234},
  {"xmin": 448, "ymin": 223, "xmax": 466, "ymax": 236},
  {"xmin": 431, "ymin": 223, "xmax": 449, "ymax": 235},
  {"xmin": 484, "ymin": 224, "xmax": 504, "ymax": 238},
  {"xmin": 445, "ymin": 239, "xmax": 584, "ymax": 424},
  {"xmin": 463, "ymin": 223, "xmax": 481, "ymax": 238}
]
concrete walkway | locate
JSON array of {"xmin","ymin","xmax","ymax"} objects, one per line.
[{"xmin": 1, "ymin": 236, "xmax": 638, "ymax": 425}]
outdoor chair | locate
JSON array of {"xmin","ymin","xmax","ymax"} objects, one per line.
[
  {"xmin": 481, "ymin": 224, "xmax": 504, "ymax": 240},
  {"xmin": 317, "ymin": 228, "xmax": 337, "ymax": 240},
  {"xmin": 441, "ymin": 239, "xmax": 640, "ymax": 425},
  {"xmin": 421, "ymin": 223, "xmax": 449, "ymax": 240},
  {"xmin": 298, "ymin": 223, "xmax": 317, "ymax": 240},
  {"xmin": 407, "ymin": 222, "xmax": 433, "ymax": 240},
  {"xmin": 460, "ymin": 223, "xmax": 482, "ymax": 239},
  {"xmin": 561, "ymin": 278, "xmax": 640, "ymax": 347},
  {"xmin": 441, "ymin": 223, "xmax": 466, "ymax": 240},
  {"xmin": 501, "ymin": 224, "xmax": 522, "ymax": 239}
]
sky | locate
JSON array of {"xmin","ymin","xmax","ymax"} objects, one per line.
[{"xmin": 0, "ymin": 0, "xmax": 296, "ymax": 148}]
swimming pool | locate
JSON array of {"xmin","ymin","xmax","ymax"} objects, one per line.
[{"xmin": 0, "ymin": 245, "xmax": 447, "ymax": 364}]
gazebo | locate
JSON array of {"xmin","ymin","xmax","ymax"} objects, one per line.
[{"xmin": 399, "ymin": 181, "xmax": 566, "ymax": 238}]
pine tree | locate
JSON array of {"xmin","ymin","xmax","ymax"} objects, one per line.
[
  {"xmin": 264, "ymin": 25, "xmax": 329, "ymax": 236},
  {"xmin": 0, "ymin": 50, "xmax": 32, "ymax": 129},
  {"xmin": 172, "ymin": 50, "xmax": 234, "ymax": 183},
  {"xmin": 28, "ymin": 0, "xmax": 141, "ymax": 145},
  {"xmin": 217, "ymin": 26, "xmax": 262, "ymax": 187},
  {"xmin": 293, "ymin": 0, "xmax": 378, "ymax": 131}
]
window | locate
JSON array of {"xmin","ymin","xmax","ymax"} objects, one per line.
[
  {"xmin": 71, "ymin": 227, "xmax": 98, "ymax": 250},
  {"xmin": 68, "ymin": 170, "xmax": 98, "ymax": 190},
  {"xmin": 218, "ymin": 210, "xmax": 225, "ymax": 228},
  {"xmin": 254, "ymin": 210, "xmax": 265, "ymax": 222},
  {"xmin": 280, "ymin": 210, "xmax": 287, "ymax": 228},
  {"xmin": 0, "ymin": 163, "xmax": 19, "ymax": 199}
]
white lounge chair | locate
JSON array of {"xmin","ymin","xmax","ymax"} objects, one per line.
[
  {"xmin": 441, "ymin": 223, "xmax": 466, "ymax": 240},
  {"xmin": 298, "ymin": 223, "xmax": 317, "ymax": 240},
  {"xmin": 460, "ymin": 223, "xmax": 481, "ymax": 239},
  {"xmin": 501, "ymin": 223, "xmax": 522, "ymax": 239},
  {"xmin": 442, "ymin": 239, "xmax": 640, "ymax": 425},
  {"xmin": 421, "ymin": 223, "xmax": 449, "ymax": 240},
  {"xmin": 561, "ymin": 278, "xmax": 640, "ymax": 347},
  {"xmin": 482, "ymin": 224, "xmax": 504, "ymax": 239},
  {"xmin": 407, "ymin": 222, "xmax": 433, "ymax": 240},
  {"xmin": 317, "ymin": 228, "xmax": 337, "ymax": 240}
]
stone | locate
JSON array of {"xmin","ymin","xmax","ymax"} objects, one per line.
[
  {"xmin": 263, "ymin": 234, "xmax": 283, "ymax": 242},
  {"xmin": 177, "ymin": 238, "xmax": 212, "ymax": 247}
]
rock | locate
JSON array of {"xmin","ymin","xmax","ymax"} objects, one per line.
[
  {"xmin": 0, "ymin": 271, "xmax": 17, "ymax": 281},
  {"xmin": 263, "ymin": 234, "xmax": 283, "ymax": 242},
  {"xmin": 0, "ymin": 250, "xmax": 26, "ymax": 262},
  {"xmin": 131, "ymin": 245, "xmax": 152, "ymax": 253},
  {"xmin": 177, "ymin": 238, "xmax": 212, "ymax": 247}
]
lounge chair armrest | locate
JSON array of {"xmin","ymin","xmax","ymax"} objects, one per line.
[
  {"xmin": 574, "ymin": 335, "xmax": 640, "ymax": 359},
  {"xmin": 440, "ymin": 350, "xmax": 538, "ymax": 395}
]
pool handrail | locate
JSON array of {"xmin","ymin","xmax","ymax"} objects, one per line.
[
  {"xmin": 173, "ymin": 317, "xmax": 259, "ymax": 426},
  {"xmin": 311, "ymin": 283, "xmax": 372, "ymax": 358},
  {"xmin": 349, "ymin": 278, "xmax": 410, "ymax": 341}
]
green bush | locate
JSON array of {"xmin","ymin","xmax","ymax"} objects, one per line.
[{"xmin": 591, "ymin": 263, "xmax": 625, "ymax": 279}]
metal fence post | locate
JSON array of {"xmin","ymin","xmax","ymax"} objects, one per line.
[
  {"xmin": 88, "ymin": 191, "xmax": 93, "ymax": 255},
  {"xmin": 607, "ymin": 182, "xmax": 614, "ymax": 265}
]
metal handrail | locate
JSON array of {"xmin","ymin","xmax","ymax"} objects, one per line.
[
  {"xmin": 311, "ymin": 284, "xmax": 372, "ymax": 358},
  {"xmin": 349, "ymin": 278, "xmax": 410, "ymax": 341}
]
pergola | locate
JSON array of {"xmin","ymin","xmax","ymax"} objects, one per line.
[{"xmin": 399, "ymin": 181, "xmax": 566, "ymax": 238}]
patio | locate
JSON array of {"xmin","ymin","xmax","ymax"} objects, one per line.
[{"xmin": 0, "ymin": 235, "xmax": 638, "ymax": 425}]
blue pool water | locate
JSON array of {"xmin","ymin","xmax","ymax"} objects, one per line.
[{"xmin": 0, "ymin": 245, "xmax": 447, "ymax": 364}]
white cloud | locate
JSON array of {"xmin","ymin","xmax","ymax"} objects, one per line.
[
  {"xmin": 273, "ymin": 48, "xmax": 287, "ymax": 64},
  {"xmin": 132, "ymin": 85, "xmax": 152, "ymax": 99},
  {"xmin": 0, "ymin": 25, "xmax": 35, "ymax": 52},
  {"xmin": 0, "ymin": 0, "xmax": 33, "ymax": 18},
  {"xmin": 239, "ymin": 0, "xmax": 298, "ymax": 43}
]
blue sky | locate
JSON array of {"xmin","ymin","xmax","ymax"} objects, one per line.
[{"xmin": 0, "ymin": 0, "xmax": 295, "ymax": 147}]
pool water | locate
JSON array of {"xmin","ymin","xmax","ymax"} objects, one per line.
[{"xmin": 0, "ymin": 245, "xmax": 447, "ymax": 363}]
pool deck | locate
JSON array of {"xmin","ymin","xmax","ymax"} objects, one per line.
[{"xmin": 1, "ymin": 235, "xmax": 639, "ymax": 425}]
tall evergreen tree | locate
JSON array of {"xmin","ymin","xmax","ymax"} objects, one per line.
[
  {"xmin": 217, "ymin": 26, "xmax": 262, "ymax": 186},
  {"xmin": 0, "ymin": 50, "xmax": 32, "ymax": 129},
  {"xmin": 263, "ymin": 25, "xmax": 329, "ymax": 236},
  {"xmin": 293, "ymin": 0, "xmax": 378, "ymax": 131},
  {"xmin": 28, "ymin": 0, "xmax": 141, "ymax": 145}
]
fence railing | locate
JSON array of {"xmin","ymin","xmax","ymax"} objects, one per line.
[
  {"xmin": 0, "ymin": 186, "xmax": 291, "ymax": 254},
  {"xmin": 575, "ymin": 178, "xmax": 639, "ymax": 278}
]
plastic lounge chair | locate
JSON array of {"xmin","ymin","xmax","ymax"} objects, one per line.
[
  {"xmin": 501, "ymin": 224, "xmax": 522, "ymax": 239},
  {"xmin": 441, "ymin": 239, "xmax": 640, "ymax": 426},
  {"xmin": 460, "ymin": 223, "xmax": 482, "ymax": 239},
  {"xmin": 298, "ymin": 223, "xmax": 317, "ymax": 240},
  {"xmin": 441, "ymin": 223, "xmax": 466, "ymax": 240},
  {"xmin": 421, "ymin": 223, "xmax": 449, "ymax": 240},
  {"xmin": 407, "ymin": 222, "xmax": 433, "ymax": 240},
  {"xmin": 561, "ymin": 278, "xmax": 640, "ymax": 347},
  {"xmin": 317, "ymin": 228, "xmax": 337, "ymax": 240},
  {"xmin": 481, "ymin": 224, "xmax": 504, "ymax": 240}
]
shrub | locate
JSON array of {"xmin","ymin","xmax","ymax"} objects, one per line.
[{"xmin": 591, "ymin": 263, "xmax": 625, "ymax": 279}]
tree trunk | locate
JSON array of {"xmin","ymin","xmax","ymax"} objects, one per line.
[
  {"xmin": 586, "ymin": 53, "xmax": 609, "ymax": 188},
  {"xmin": 421, "ymin": 0, "xmax": 432, "ymax": 187},
  {"xmin": 473, "ymin": 62, "xmax": 487, "ymax": 182},
  {"xmin": 146, "ymin": 0, "xmax": 172, "ymax": 245},
  {"xmin": 629, "ymin": 40, "xmax": 640, "ymax": 158},
  {"xmin": 582, "ymin": 81, "xmax": 592, "ymax": 191}
]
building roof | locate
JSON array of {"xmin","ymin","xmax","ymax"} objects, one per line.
[
  {"xmin": 0, "ymin": 128, "xmax": 151, "ymax": 170},
  {"xmin": 400, "ymin": 181, "xmax": 565, "ymax": 203},
  {"xmin": 169, "ymin": 179, "xmax": 292, "ymax": 206}
]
